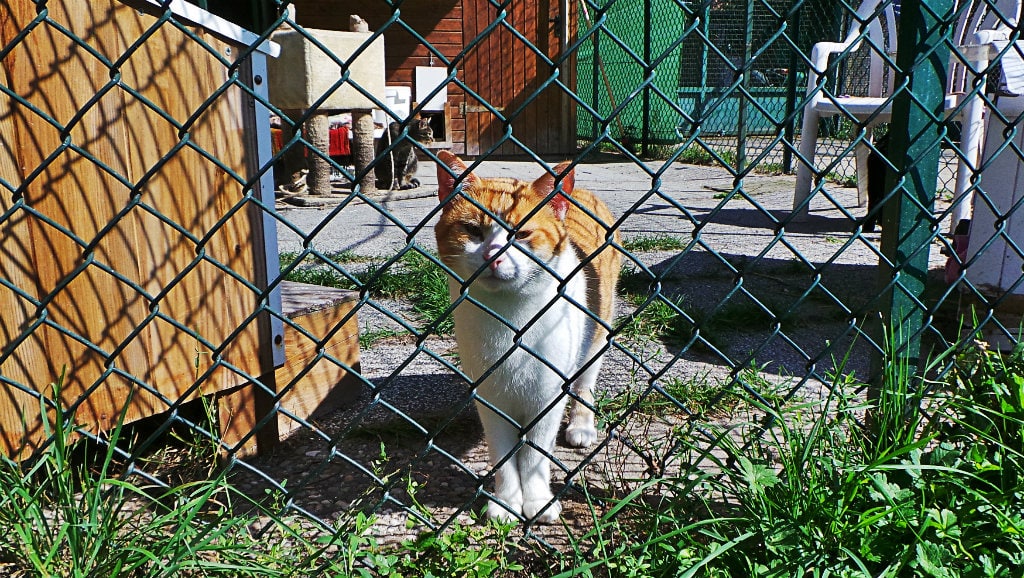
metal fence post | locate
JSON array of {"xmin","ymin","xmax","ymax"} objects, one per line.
[
  {"xmin": 736, "ymin": 0, "xmax": 754, "ymax": 171},
  {"xmin": 642, "ymin": 0, "xmax": 651, "ymax": 156},
  {"xmin": 782, "ymin": 2, "xmax": 801, "ymax": 174},
  {"xmin": 875, "ymin": 0, "xmax": 953, "ymax": 371}
]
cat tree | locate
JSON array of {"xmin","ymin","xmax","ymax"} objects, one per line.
[{"xmin": 268, "ymin": 15, "xmax": 385, "ymax": 195}]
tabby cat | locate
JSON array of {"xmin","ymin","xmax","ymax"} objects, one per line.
[
  {"xmin": 434, "ymin": 151, "xmax": 621, "ymax": 523},
  {"xmin": 375, "ymin": 117, "xmax": 433, "ymax": 191}
]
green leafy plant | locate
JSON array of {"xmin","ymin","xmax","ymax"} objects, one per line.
[
  {"xmin": 387, "ymin": 477, "xmax": 524, "ymax": 577},
  {"xmin": 622, "ymin": 234, "xmax": 688, "ymax": 253},
  {"xmin": 556, "ymin": 336, "xmax": 1024, "ymax": 576}
]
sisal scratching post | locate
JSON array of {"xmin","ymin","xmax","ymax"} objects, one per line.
[
  {"xmin": 305, "ymin": 113, "xmax": 331, "ymax": 195},
  {"xmin": 349, "ymin": 15, "xmax": 377, "ymax": 194}
]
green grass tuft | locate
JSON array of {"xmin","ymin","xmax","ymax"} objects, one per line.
[
  {"xmin": 281, "ymin": 250, "xmax": 453, "ymax": 336},
  {"xmin": 622, "ymin": 234, "xmax": 688, "ymax": 253}
]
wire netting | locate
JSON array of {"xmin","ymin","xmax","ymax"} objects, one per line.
[{"xmin": 3, "ymin": 0, "xmax": 1024, "ymax": 566}]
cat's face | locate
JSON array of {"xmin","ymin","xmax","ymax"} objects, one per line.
[
  {"xmin": 434, "ymin": 152, "xmax": 573, "ymax": 294},
  {"xmin": 415, "ymin": 118, "xmax": 434, "ymax": 143},
  {"xmin": 388, "ymin": 118, "xmax": 434, "ymax": 143}
]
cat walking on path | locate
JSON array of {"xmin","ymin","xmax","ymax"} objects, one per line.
[{"xmin": 434, "ymin": 151, "xmax": 621, "ymax": 523}]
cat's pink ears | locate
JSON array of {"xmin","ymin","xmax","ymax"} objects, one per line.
[
  {"xmin": 533, "ymin": 161, "xmax": 575, "ymax": 221},
  {"xmin": 436, "ymin": 150, "xmax": 477, "ymax": 202}
]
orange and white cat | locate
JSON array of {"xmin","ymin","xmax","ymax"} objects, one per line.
[{"xmin": 434, "ymin": 151, "xmax": 620, "ymax": 523}]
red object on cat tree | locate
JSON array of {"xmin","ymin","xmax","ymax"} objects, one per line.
[
  {"xmin": 269, "ymin": 126, "xmax": 351, "ymax": 157},
  {"xmin": 329, "ymin": 125, "xmax": 351, "ymax": 156}
]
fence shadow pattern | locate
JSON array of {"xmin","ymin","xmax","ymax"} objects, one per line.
[{"xmin": 2, "ymin": 0, "xmax": 1024, "ymax": 554}]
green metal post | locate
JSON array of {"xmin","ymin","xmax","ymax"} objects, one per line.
[
  {"xmin": 642, "ymin": 0, "xmax": 652, "ymax": 156},
  {"xmin": 782, "ymin": 2, "xmax": 801, "ymax": 173},
  {"xmin": 736, "ymin": 0, "xmax": 753, "ymax": 172},
  {"xmin": 695, "ymin": 3, "xmax": 711, "ymax": 130},
  {"xmin": 593, "ymin": 19, "xmax": 601, "ymax": 141},
  {"xmin": 875, "ymin": 0, "xmax": 953, "ymax": 370}
]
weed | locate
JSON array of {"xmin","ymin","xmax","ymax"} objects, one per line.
[
  {"xmin": 616, "ymin": 294, "xmax": 692, "ymax": 347},
  {"xmin": 622, "ymin": 234, "xmax": 688, "ymax": 253},
  {"xmin": 598, "ymin": 371, "xmax": 729, "ymax": 418},
  {"xmin": 825, "ymin": 171, "xmax": 858, "ymax": 188},
  {"xmin": 0, "ymin": 374, "xmax": 284, "ymax": 576},
  {"xmin": 676, "ymin": 144, "xmax": 738, "ymax": 168},
  {"xmin": 282, "ymin": 250, "xmax": 454, "ymax": 335},
  {"xmin": 753, "ymin": 162, "xmax": 785, "ymax": 175},
  {"xmin": 280, "ymin": 249, "xmax": 366, "ymax": 268},
  {"xmin": 358, "ymin": 326, "xmax": 405, "ymax": 349},
  {"xmin": 389, "ymin": 477, "xmax": 524, "ymax": 577},
  {"xmin": 641, "ymin": 144, "xmax": 680, "ymax": 160},
  {"xmin": 562, "ymin": 335, "xmax": 1024, "ymax": 576}
]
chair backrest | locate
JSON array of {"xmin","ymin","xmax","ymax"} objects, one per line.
[
  {"xmin": 836, "ymin": 0, "xmax": 898, "ymax": 98},
  {"xmin": 847, "ymin": 0, "xmax": 897, "ymax": 96},
  {"xmin": 949, "ymin": 0, "xmax": 1022, "ymax": 94},
  {"xmin": 837, "ymin": 0, "xmax": 1022, "ymax": 99},
  {"xmin": 953, "ymin": 0, "xmax": 1020, "ymax": 46}
]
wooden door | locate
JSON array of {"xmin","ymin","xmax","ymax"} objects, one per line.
[{"xmin": 462, "ymin": 0, "xmax": 575, "ymax": 156}]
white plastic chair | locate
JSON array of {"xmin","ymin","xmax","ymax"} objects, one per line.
[{"xmin": 792, "ymin": 0, "xmax": 1021, "ymax": 222}]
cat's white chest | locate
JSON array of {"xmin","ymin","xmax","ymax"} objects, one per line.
[{"xmin": 451, "ymin": 256, "xmax": 588, "ymax": 414}]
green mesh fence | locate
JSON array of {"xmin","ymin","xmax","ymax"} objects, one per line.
[{"xmin": 2, "ymin": 0, "xmax": 1024, "ymax": 572}]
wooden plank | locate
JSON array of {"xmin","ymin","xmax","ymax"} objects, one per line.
[
  {"xmin": 516, "ymin": 0, "xmax": 534, "ymax": 157},
  {"xmin": 0, "ymin": 1, "xmax": 152, "ymax": 450},
  {"xmin": 116, "ymin": 11, "xmax": 267, "ymax": 400},
  {"xmin": 274, "ymin": 281, "xmax": 360, "ymax": 438},
  {"xmin": 0, "ymin": 3, "xmax": 54, "ymax": 457},
  {"xmin": 462, "ymin": 0, "xmax": 481, "ymax": 155},
  {"xmin": 216, "ymin": 379, "xmax": 261, "ymax": 457},
  {"xmin": 535, "ymin": 0, "xmax": 554, "ymax": 155}
]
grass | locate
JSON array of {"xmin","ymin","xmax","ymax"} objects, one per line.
[
  {"xmin": 0, "ymin": 376, "xmax": 522, "ymax": 577},
  {"xmin": 5, "ymin": 334, "xmax": 1024, "ymax": 576},
  {"xmin": 825, "ymin": 171, "xmax": 858, "ymax": 188},
  {"xmin": 0, "ymin": 377, "xmax": 275, "ymax": 576},
  {"xmin": 616, "ymin": 260, "xmax": 851, "ymax": 354},
  {"xmin": 595, "ymin": 360, "xmax": 791, "ymax": 423},
  {"xmin": 281, "ymin": 249, "xmax": 453, "ymax": 337},
  {"xmin": 676, "ymin": 144, "xmax": 738, "ymax": 168},
  {"xmin": 622, "ymin": 234, "xmax": 687, "ymax": 253},
  {"xmin": 554, "ymin": 337, "xmax": 1024, "ymax": 577}
]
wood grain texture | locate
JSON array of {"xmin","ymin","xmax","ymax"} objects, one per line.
[
  {"xmin": 0, "ymin": 1, "xmax": 273, "ymax": 457},
  {"xmin": 274, "ymin": 281, "xmax": 360, "ymax": 438}
]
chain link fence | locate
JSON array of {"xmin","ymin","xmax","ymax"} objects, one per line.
[{"xmin": 2, "ymin": 0, "xmax": 1024, "ymax": 569}]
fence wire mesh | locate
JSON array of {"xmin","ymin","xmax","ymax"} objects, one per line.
[{"xmin": 2, "ymin": 0, "xmax": 1024, "ymax": 571}]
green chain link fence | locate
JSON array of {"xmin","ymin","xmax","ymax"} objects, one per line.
[{"xmin": 3, "ymin": 0, "xmax": 1024, "ymax": 570}]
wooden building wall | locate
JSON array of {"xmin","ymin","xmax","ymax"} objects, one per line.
[
  {"xmin": 0, "ymin": 1, "xmax": 275, "ymax": 456},
  {"xmin": 290, "ymin": 0, "xmax": 576, "ymax": 157}
]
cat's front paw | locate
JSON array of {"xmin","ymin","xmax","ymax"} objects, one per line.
[
  {"xmin": 485, "ymin": 498, "xmax": 522, "ymax": 523},
  {"xmin": 565, "ymin": 424, "xmax": 599, "ymax": 448},
  {"xmin": 523, "ymin": 499, "xmax": 562, "ymax": 524}
]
